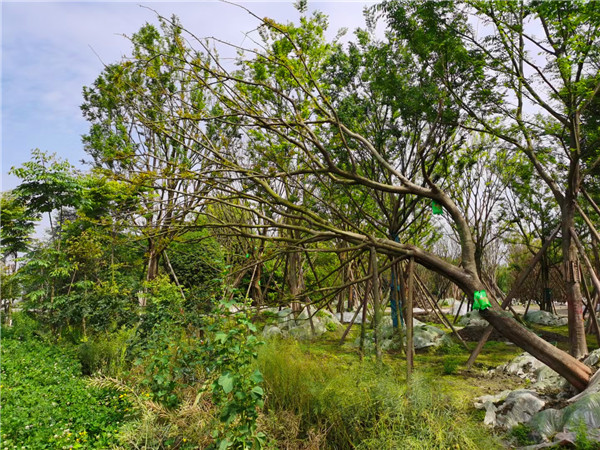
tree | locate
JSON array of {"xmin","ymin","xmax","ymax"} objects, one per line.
[
  {"xmin": 104, "ymin": 6, "xmax": 594, "ymax": 390},
  {"xmin": 81, "ymin": 18, "xmax": 215, "ymax": 281},
  {"xmin": 443, "ymin": 0, "xmax": 600, "ymax": 357}
]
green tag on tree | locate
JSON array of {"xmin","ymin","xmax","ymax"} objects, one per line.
[
  {"xmin": 431, "ymin": 200, "xmax": 443, "ymax": 215},
  {"xmin": 473, "ymin": 290, "xmax": 491, "ymax": 310}
]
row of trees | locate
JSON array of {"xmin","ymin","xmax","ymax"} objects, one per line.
[{"xmin": 2, "ymin": 1, "xmax": 600, "ymax": 390}]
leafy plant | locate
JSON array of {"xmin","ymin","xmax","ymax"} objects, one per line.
[
  {"xmin": 200, "ymin": 299, "xmax": 266, "ymax": 449},
  {"xmin": 0, "ymin": 331, "xmax": 131, "ymax": 448}
]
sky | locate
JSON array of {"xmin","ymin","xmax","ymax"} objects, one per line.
[{"xmin": 1, "ymin": 0, "xmax": 375, "ymax": 191}]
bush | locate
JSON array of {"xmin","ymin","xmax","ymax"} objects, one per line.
[{"xmin": 77, "ymin": 327, "xmax": 135, "ymax": 376}]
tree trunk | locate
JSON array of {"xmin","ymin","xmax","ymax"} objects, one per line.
[
  {"xmin": 480, "ymin": 308, "xmax": 591, "ymax": 391},
  {"xmin": 147, "ymin": 240, "xmax": 160, "ymax": 281},
  {"xmin": 286, "ymin": 245, "xmax": 305, "ymax": 314},
  {"xmin": 562, "ymin": 200, "xmax": 588, "ymax": 358},
  {"xmin": 405, "ymin": 257, "xmax": 414, "ymax": 377}
]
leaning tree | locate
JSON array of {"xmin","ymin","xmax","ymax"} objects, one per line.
[{"xmin": 113, "ymin": 4, "xmax": 595, "ymax": 390}]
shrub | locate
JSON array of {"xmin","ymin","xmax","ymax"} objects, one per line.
[{"xmin": 77, "ymin": 327, "xmax": 135, "ymax": 376}]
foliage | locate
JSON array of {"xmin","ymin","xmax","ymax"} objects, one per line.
[
  {"xmin": 0, "ymin": 323, "xmax": 132, "ymax": 449},
  {"xmin": 510, "ymin": 424, "xmax": 535, "ymax": 447},
  {"xmin": 199, "ymin": 299, "xmax": 266, "ymax": 449},
  {"xmin": 135, "ymin": 327, "xmax": 202, "ymax": 409},
  {"xmin": 77, "ymin": 327, "xmax": 135, "ymax": 376}
]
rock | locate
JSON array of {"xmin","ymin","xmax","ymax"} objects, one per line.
[
  {"xmin": 530, "ymin": 392, "xmax": 600, "ymax": 440},
  {"xmin": 483, "ymin": 402, "xmax": 498, "ymax": 426},
  {"xmin": 451, "ymin": 299, "xmax": 469, "ymax": 316},
  {"xmin": 532, "ymin": 366, "xmax": 568, "ymax": 392},
  {"xmin": 352, "ymin": 318, "xmax": 449, "ymax": 351},
  {"xmin": 315, "ymin": 308, "xmax": 341, "ymax": 323},
  {"xmin": 474, "ymin": 390, "xmax": 512, "ymax": 409},
  {"xmin": 335, "ymin": 311, "xmax": 363, "ymax": 324},
  {"xmin": 499, "ymin": 352, "xmax": 546, "ymax": 380},
  {"xmin": 568, "ymin": 368, "xmax": 600, "ymax": 403},
  {"xmin": 583, "ymin": 348, "xmax": 600, "ymax": 368},
  {"xmin": 474, "ymin": 391, "xmax": 513, "ymax": 427},
  {"xmin": 457, "ymin": 310, "xmax": 488, "ymax": 327},
  {"xmin": 413, "ymin": 320, "xmax": 451, "ymax": 349},
  {"xmin": 262, "ymin": 325, "xmax": 283, "ymax": 339},
  {"xmin": 524, "ymin": 310, "xmax": 568, "ymax": 327},
  {"xmin": 287, "ymin": 320, "xmax": 327, "ymax": 340},
  {"xmin": 413, "ymin": 307, "xmax": 427, "ymax": 316},
  {"xmin": 495, "ymin": 390, "xmax": 546, "ymax": 429}
]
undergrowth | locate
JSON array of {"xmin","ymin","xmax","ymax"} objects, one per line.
[
  {"xmin": 0, "ymin": 317, "xmax": 132, "ymax": 449},
  {"xmin": 257, "ymin": 339, "xmax": 502, "ymax": 449}
]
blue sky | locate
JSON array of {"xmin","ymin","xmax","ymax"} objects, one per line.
[{"xmin": 1, "ymin": 1, "xmax": 374, "ymax": 191}]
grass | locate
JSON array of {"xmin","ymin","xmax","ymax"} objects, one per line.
[{"xmin": 257, "ymin": 338, "xmax": 505, "ymax": 449}]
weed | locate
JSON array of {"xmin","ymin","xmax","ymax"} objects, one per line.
[{"xmin": 510, "ymin": 424, "xmax": 535, "ymax": 446}]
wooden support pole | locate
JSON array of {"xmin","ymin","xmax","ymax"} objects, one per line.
[
  {"xmin": 339, "ymin": 281, "xmax": 370, "ymax": 345},
  {"xmin": 370, "ymin": 247, "xmax": 382, "ymax": 361},
  {"xmin": 415, "ymin": 274, "xmax": 469, "ymax": 349},
  {"xmin": 466, "ymin": 226, "xmax": 560, "ymax": 368},
  {"xmin": 406, "ymin": 257, "xmax": 414, "ymax": 377}
]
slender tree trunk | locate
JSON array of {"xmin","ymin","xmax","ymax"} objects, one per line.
[
  {"xmin": 562, "ymin": 200, "xmax": 588, "ymax": 358},
  {"xmin": 371, "ymin": 247, "xmax": 382, "ymax": 361},
  {"xmin": 147, "ymin": 240, "xmax": 160, "ymax": 281},
  {"xmin": 286, "ymin": 239, "xmax": 305, "ymax": 314},
  {"xmin": 406, "ymin": 257, "xmax": 414, "ymax": 378}
]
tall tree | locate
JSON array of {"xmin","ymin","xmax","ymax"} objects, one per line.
[
  {"xmin": 81, "ymin": 18, "xmax": 215, "ymax": 280},
  {"xmin": 443, "ymin": 0, "xmax": 600, "ymax": 357}
]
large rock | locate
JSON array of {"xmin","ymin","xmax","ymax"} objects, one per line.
[
  {"xmin": 413, "ymin": 320, "xmax": 451, "ymax": 349},
  {"xmin": 532, "ymin": 366, "xmax": 568, "ymax": 392},
  {"xmin": 451, "ymin": 299, "xmax": 469, "ymax": 316},
  {"xmin": 529, "ymin": 393, "xmax": 600, "ymax": 440},
  {"xmin": 583, "ymin": 348, "xmax": 600, "ymax": 368},
  {"xmin": 352, "ymin": 317, "xmax": 449, "ymax": 351},
  {"xmin": 315, "ymin": 309, "xmax": 342, "ymax": 328},
  {"xmin": 498, "ymin": 352, "xmax": 546, "ymax": 380},
  {"xmin": 288, "ymin": 320, "xmax": 327, "ymax": 340},
  {"xmin": 262, "ymin": 325, "xmax": 283, "ymax": 339},
  {"xmin": 335, "ymin": 311, "xmax": 363, "ymax": 324},
  {"xmin": 524, "ymin": 310, "xmax": 568, "ymax": 327},
  {"xmin": 496, "ymin": 390, "xmax": 546, "ymax": 429},
  {"xmin": 475, "ymin": 390, "xmax": 545, "ymax": 428},
  {"xmin": 457, "ymin": 310, "xmax": 488, "ymax": 327}
]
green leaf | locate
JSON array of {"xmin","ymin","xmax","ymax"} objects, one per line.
[
  {"xmin": 251, "ymin": 386, "xmax": 264, "ymax": 397},
  {"xmin": 218, "ymin": 373, "xmax": 234, "ymax": 394},
  {"xmin": 215, "ymin": 332, "xmax": 228, "ymax": 343},
  {"xmin": 250, "ymin": 369, "xmax": 263, "ymax": 384},
  {"xmin": 218, "ymin": 438, "xmax": 232, "ymax": 450}
]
